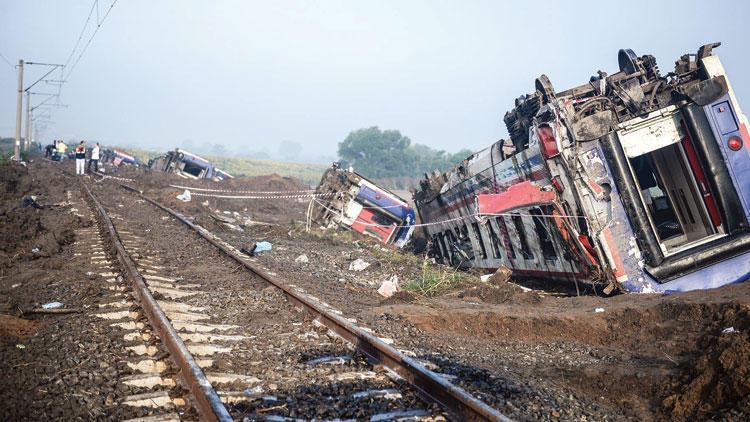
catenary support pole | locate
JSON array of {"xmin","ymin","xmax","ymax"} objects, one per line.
[
  {"xmin": 14, "ymin": 60, "xmax": 24, "ymax": 160},
  {"xmin": 25, "ymin": 91, "xmax": 31, "ymax": 151}
]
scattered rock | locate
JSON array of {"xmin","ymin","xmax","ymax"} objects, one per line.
[
  {"xmin": 349, "ymin": 258, "xmax": 370, "ymax": 272},
  {"xmin": 378, "ymin": 275, "xmax": 400, "ymax": 298}
]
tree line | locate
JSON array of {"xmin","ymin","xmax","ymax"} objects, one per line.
[{"xmin": 337, "ymin": 126, "xmax": 473, "ymax": 181}]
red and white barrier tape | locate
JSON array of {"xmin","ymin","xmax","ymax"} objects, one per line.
[
  {"xmin": 189, "ymin": 191, "xmax": 334, "ymax": 200},
  {"xmin": 169, "ymin": 184, "xmax": 316, "ymax": 194},
  {"xmin": 95, "ymin": 172, "xmax": 134, "ymax": 182},
  {"xmin": 311, "ymin": 198, "xmax": 586, "ymax": 229}
]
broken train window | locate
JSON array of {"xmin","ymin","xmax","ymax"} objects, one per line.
[
  {"xmin": 530, "ymin": 206, "xmax": 558, "ymax": 261},
  {"xmin": 486, "ymin": 220, "xmax": 503, "ymax": 259},
  {"xmin": 511, "ymin": 214, "xmax": 534, "ymax": 260},
  {"xmin": 471, "ymin": 222, "xmax": 488, "ymax": 259}
]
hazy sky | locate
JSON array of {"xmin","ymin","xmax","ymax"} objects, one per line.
[{"xmin": 2, "ymin": 1, "xmax": 749, "ymax": 160}]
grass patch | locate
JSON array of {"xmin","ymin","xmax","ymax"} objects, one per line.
[{"xmin": 402, "ymin": 259, "xmax": 471, "ymax": 297}]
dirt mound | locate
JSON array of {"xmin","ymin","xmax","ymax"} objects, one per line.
[
  {"xmin": 0, "ymin": 314, "xmax": 38, "ymax": 343},
  {"xmin": 0, "ymin": 162, "xmax": 80, "ymax": 266},
  {"xmin": 0, "ymin": 163, "xmax": 33, "ymax": 195},
  {"xmin": 455, "ymin": 281, "xmax": 543, "ymax": 305},
  {"xmin": 661, "ymin": 305, "xmax": 750, "ymax": 420}
]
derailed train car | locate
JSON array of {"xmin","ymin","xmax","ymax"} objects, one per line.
[
  {"xmin": 101, "ymin": 149, "xmax": 138, "ymax": 166},
  {"xmin": 148, "ymin": 149, "xmax": 233, "ymax": 181},
  {"xmin": 414, "ymin": 43, "xmax": 750, "ymax": 293},
  {"xmin": 309, "ymin": 164, "xmax": 416, "ymax": 248}
]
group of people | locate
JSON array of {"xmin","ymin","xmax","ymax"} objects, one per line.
[
  {"xmin": 43, "ymin": 140, "xmax": 67, "ymax": 160},
  {"xmin": 74, "ymin": 141, "xmax": 100, "ymax": 176},
  {"xmin": 44, "ymin": 140, "xmax": 100, "ymax": 176}
]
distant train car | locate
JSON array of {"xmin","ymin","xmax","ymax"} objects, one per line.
[
  {"xmin": 101, "ymin": 149, "xmax": 138, "ymax": 166},
  {"xmin": 148, "ymin": 149, "xmax": 232, "ymax": 181},
  {"xmin": 414, "ymin": 43, "xmax": 750, "ymax": 293},
  {"xmin": 309, "ymin": 164, "xmax": 416, "ymax": 248}
]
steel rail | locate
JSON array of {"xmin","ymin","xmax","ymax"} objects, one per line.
[
  {"xmin": 118, "ymin": 183, "xmax": 511, "ymax": 422},
  {"xmin": 81, "ymin": 183, "xmax": 232, "ymax": 422}
]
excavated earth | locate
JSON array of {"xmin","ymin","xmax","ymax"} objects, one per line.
[{"xmin": 2, "ymin": 158, "xmax": 749, "ymax": 421}]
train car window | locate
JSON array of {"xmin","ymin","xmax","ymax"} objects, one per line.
[
  {"xmin": 530, "ymin": 207, "xmax": 557, "ymax": 260},
  {"xmin": 459, "ymin": 225, "xmax": 469, "ymax": 241},
  {"xmin": 496, "ymin": 217, "xmax": 516, "ymax": 260},
  {"xmin": 486, "ymin": 220, "xmax": 503, "ymax": 259},
  {"xmin": 181, "ymin": 161, "xmax": 205, "ymax": 177},
  {"xmin": 370, "ymin": 212, "xmax": 395, "ymax": 226},
  {"xmin": 512, "ymin": 215, "xmax": 534, "ymax": 259},
  {"xmin": 471, "ymin": 222, "xmax": 488, "ymax": 259}
]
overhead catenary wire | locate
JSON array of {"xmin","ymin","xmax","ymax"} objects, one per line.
[
  {"xmin": 62, "ymin": 0, "xmax": 98, "ymax": 70},
  {"xmin": 0, "ymin": 51, "xmax": 14, "ymax": 69},
  {"xmin": 64, "ymin": 0, "xmax": 119, "ymax": 81}
]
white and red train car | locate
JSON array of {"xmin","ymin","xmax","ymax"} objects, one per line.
[
  {"xmin": 414, "ymin": 43, "xmax": 750, "ymax": 293},
  {"xmin": 309, "ymin": 164, "xmax": 416, "ymax": 248}
]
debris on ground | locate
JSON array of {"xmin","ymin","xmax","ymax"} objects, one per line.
[
  {"xmin": 41, "ymin": 302, "xmax": 64, "ymax": 310},
  {"xmin": 176, "ymin": 189, "xmax": 191, "ymax": 201},
  {"xmin": 378, "ymin": 275, "xmax": 400, "ymax": 298},
  {"xmin": 254, "ymin": 241, "xmax": 272, "ymax": 254},
  {"xmin": 241, "ymin": 241, "xmax": 273, "ymax": 256},
  {"xmin": 349, "ymin": 258, "xmax": 370, "ymax": 272},
  {"xmin": 722, "ymin": 326, "xmax": 738, "ymax": 334},
  {"xmin": 595, "ymin": 308, "xmax": 605, "ymax": 313},
  {"xmin": 487, "ymin": 266, "xmax": 512, "ymax": 285},
  {"xmin": 210, "ymin": 213, "xmax": 236, "ymax": 224},
  {"xmin": 295, "ymin": 254, "xmax": 309, "ymax": 263},
  {"xmin": 21, "ymin": 196, "xmax": 42, "ymax": 209}
]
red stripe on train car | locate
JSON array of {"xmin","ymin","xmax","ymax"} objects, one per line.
[
  {"xmin": 680, "ymin": 120, "xmax": 722, "ymax": 227},
  {"xmin": 477, "ymin": 181, "xmax": 557, "ymax": 214},
  {"xmin": 350, "ymin": 208, "xmax": 397, "ymax": 244},
  {"xmin": 602, "ymin": 228, "xmax": 627, "ymax": 280}
]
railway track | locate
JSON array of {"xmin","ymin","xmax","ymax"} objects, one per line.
[{"xmin": 80, "ymin": 178, "xmax": 510, "ymax": 421}]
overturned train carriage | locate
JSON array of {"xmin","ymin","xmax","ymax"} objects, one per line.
[
  {"xmin": 309, "ymin": 164, "xmax": 416, "ymax": 248},
  {"xmin": 148, "ymin": 149, "xmax": 233, "ymax": 181},
  {"xmin": 414, "ymin": 43, "xmax": 750, "ymax": 293}
]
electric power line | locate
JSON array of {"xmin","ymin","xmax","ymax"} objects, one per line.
[
  {"xmin": 62, "ymin": 0, "xmax": 98, "ymax": 70},
  {"xmin": 64, "ymin": 0, "xmax": 119, "ymax": 81}
]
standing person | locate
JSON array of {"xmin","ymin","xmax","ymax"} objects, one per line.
[
  {"xmin": 88, "ymin": 142, "xmax": 100, "ymax": 174},
  {"xmin": 75, "ymin": 141, "xmax": 86, "ymax": 175},
  {"xmin": 56, "ymin": 140, "xmax": 68, "ymax": 159}
]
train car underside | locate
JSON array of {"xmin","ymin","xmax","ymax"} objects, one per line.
[{"xmin": 415, "ymin": 43, "xmax": 750, "ymax": 294}]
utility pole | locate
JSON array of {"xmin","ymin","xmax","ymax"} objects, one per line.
[
  {"xmin": 17, "ymin": 62, "xmax": 63, "ymax": 157},
  {"xmin": 28, "ymin": 93, "xmax": 66, "ymax": 146},
  {"xmin": 25, "ymin": 91, "xmax": 31, "ymax": 151},
  {"xmin": 14, "ymin": 60, "xmax": 24, "ymax": 160}
]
